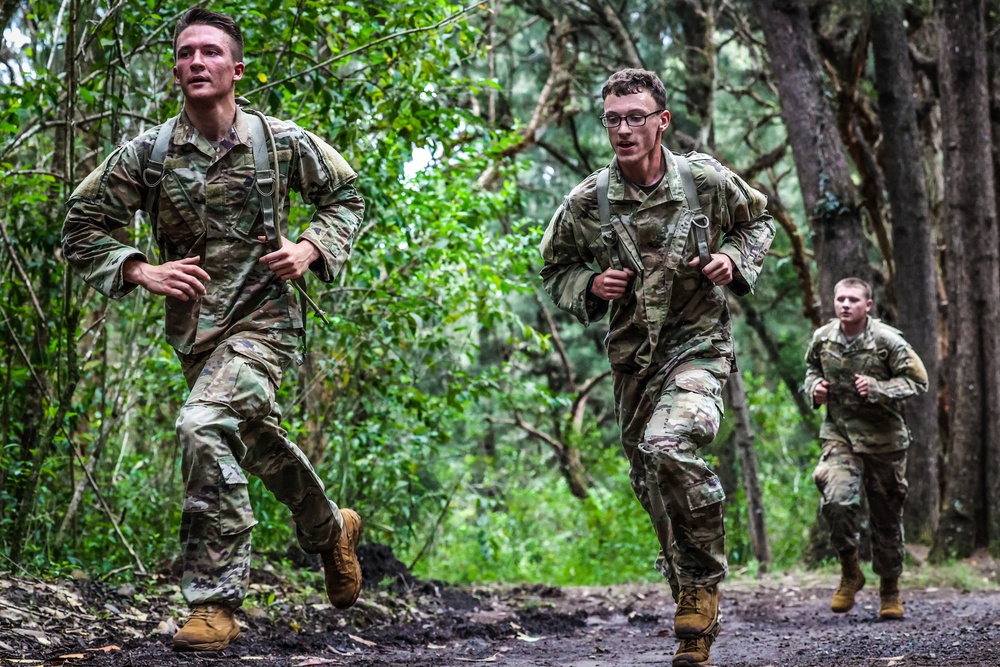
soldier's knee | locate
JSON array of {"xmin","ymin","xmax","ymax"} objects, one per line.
[{"xmin": 177, "ymin": 404, "xmax": 211, "ymax": 440}]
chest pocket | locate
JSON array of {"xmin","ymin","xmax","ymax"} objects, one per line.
[
  {"xmin": 819, "ymin": 344, "xmax": 853, "ymax": 388},
  {"xmin": 157, "ymin": 167, "xmax": 206, "ymax": 257},
  {"xmin": 219, "ymin": 149, "xmax": 261, "ymax": 240}
]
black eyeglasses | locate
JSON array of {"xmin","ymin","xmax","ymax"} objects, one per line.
[{"xmin": 600, "ymin": 109, "xmax": 665, "ymax": 128}]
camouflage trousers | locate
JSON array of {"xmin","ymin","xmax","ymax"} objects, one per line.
[
  {"xmin": 614, "ymin": 358, "xmax": 730, "ymax": 597},
  {"xmin": 813, "ymin": 440, "xmax": 908, "ymax": 578},
  {"xmin": 175, "ymin": 330, "xmax": 344, "ymax": 607}
]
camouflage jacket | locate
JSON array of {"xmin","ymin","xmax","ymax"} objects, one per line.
[
  {"xmin": 539, "ymin": 149, "xmax": 774, "ymax": 376},
  {"xmin": 62, "ymin": 107, "xmax": 364, "ymax": 354},
  {"xmin": 803, "ymin": 317, "xmax": 928, "ymax": 452}
]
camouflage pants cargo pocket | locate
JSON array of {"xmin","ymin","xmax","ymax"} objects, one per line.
[
  {"xmin": 218, "ymin": 461, "xmax": 256, "ymax": 535},
  {"xmin": 813, "ymin": 440, "xmax": 908, "ymax": 575},
  {"xmin": 198, "ymin": 352, "xmax": 276, "ymax": 423},
  {"xmin": 634, "ymin": 364, "xmax": 729, "ymax": 588},
  {"xmin": 813, "ymin": 440, "xmax": 863, "ymax": 507},
  {"xmin": 174, "ymin": 332, "xmax": 297, "ymax": 607},
  {"xmin": 641, "ymin": 368, "xmax": 726, "ymax": 511}
]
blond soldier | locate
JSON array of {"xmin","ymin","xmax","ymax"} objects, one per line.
[
  {"xmin": 62, "ymin": 7, "xmax": 364, "ymax": 651},
  {"xmin": 540, "ymin": 68, "xmax": 774, "ymax": 666},
  {"xmin": 804, "ymin": 278, "xmax": 928, "ymax": 620}
]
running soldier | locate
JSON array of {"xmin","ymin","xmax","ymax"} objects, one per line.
[{"xmin": 62, "ymin": 7, "xmax": 364, "ymax": 651}]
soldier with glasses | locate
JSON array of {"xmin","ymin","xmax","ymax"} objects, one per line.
[{"xmin": 540, "ymin": 68, "xmax": 774, "ymax": 666}]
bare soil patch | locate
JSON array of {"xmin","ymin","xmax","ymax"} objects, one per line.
[{"xmin": 2, "ymin": 545, "xmax": 999, "ymax": 667}]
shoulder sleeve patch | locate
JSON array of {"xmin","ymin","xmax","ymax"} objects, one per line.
[{"xmin": 67, "ymin": 144, "xmax": 132, "ymax": 202}]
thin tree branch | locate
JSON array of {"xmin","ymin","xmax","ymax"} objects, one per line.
[
  {"xmin": 570, "ymin": 369, "xmax": 611, "ymax": 432},
  {"xmin": 535, "ymin": 292, "xmax": 576, "ymax": 391},
  {"xmin": 246, "ymin": 2, "xmax": 486, "ymax": 98}
]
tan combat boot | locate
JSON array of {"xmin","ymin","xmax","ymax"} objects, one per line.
[
  {"xmin": 172, "ymin": 604, "xmax": 240, "ymax": 651},
  {"xmin": 321, "ymin": 508, "xmax": 363, "ymax": 609},
  {"xmin": 673, "ymin": 621, "xmax": 721, "ymax": 666},
  {"xmin": 674, "ymin": 585, "xmax": 720, "ymax": 638},
  {"xmin": 830, "ymin": 551, "xmax": 866, "ymax": 613},
  {"xmin": 879, "ymin": 577, "xmax": 904, "ymax": 619}
]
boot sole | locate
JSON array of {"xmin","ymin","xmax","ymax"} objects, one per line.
[{"xmin": 673, "ymin": 622, "xmax": 720, "ymax": 666}]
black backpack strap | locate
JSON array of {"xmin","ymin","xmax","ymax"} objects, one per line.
[
  {"xmin": 674, "ymin": 154, "xmax": 713, "ymax": 269},
  {"xmin": 596, "ymin": 167, "xmax": 624, "ymax": 271}
]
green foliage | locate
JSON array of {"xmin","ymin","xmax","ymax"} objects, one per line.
[
  {"xmin": 410, "ymin": 432, "xmax": 661, "ymax": 585},
  {"xmin": 2, "ymin": 0, "xmax": 839, "ymax": 589}
]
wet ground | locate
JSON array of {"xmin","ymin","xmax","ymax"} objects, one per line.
[{"xmin": 2, "ymin": 545, "xmax": 999, "ymax": 666}]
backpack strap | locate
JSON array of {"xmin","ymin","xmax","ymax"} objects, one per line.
[
  {"xmin": 596, "ymin": 167, "xmax": 624, "ymax": 271},
  {"xmin": 674, "ymin": 154, "xmax": 713, "ymax": 270},
  {"xmin": 243, "ymin": 109, "xmax": 279, "ymax": 251},
  {"xmin": 243, "ymin": 108, "xmax": 330, "ymax": 326},
  {"xmin": 142, "ymin": 116, "xmax": 177, "ymax": 216}
]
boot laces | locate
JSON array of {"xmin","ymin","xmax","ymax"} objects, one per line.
[
  {"xmin": 676, "ymin": 588, "xmax": 699, "ymax": 615},
  {"xmin": 188, "ymin": 604, "xmax": 220, "ymax": 623}
]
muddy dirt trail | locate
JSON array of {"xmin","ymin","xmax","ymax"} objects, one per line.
[{"xmin": 2, "ymin": 546, "xmax": 999, "ymax": 667}]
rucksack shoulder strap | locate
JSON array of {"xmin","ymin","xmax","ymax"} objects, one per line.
[
  {"xmin": 596, "ymin": 167, "xmax": 623, "ymax": 271},
  {"xmin": 674, "ymin": 153, "xmax": 713, "ymax": 269},
  {"xmin": 142, "ymin": 116, "xmax": 177, "ymax": 215},
  {"xmin": 242, "ymin": 109, "xmax": 280, "ymax": 248}
]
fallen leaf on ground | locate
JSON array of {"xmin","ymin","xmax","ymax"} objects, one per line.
[
  {"xmin": 155, "ymin": 617, "xmax": 180, "ymax": 636},
  {"xmin": 348, "ymin": 634, "xmax": 377, "ymax": 647},
  {"xmin": 292, "ymin": 658, "xmax": 343, "ymax": 666},
  {"xmin": 516, "ymin": 633, "xmax": 546, "ymax": 642},
  {"xmin": 58, "ymin": 655, "xmax": 86, "ymax": 660},
  {"xmin": 455, "ymin": 656, "xmax": 498, "ymax": 663},
  {"xmin": 86, "ymin": 645, "xmax": 121, "ymax": 652}
]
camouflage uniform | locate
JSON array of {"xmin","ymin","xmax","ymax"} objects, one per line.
[
  {"xmin": 62, "ymin": 107, "xmax": 364, "ymax": 607},
  {"xmin": 803, "ymin": 317, "xmax": 928, "ymax": 578},
  {"xmin": 540, "ymin": 149, "xmax": 774, "ymax": 592}
]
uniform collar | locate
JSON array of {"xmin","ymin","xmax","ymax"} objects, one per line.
[
  {"xmin": 834, "ymin": 316, "xmax": 874, "ymax": 346},
  {"xmin": 607, "ymin": 147, "xmax": 687, "ymax": 207},
  {"xmin": 174, "ymin": 107, "xmax": 251, "ymax": 154}
]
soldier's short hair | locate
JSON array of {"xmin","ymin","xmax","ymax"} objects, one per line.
[
  {"xmin": 602, "ymin": 69, "xmax": 668, "ymax": 109},
  {"xmin": 174, "ymin": 7, "xmax": 244, "ymax": 62},
  {"xmin": 834, "ymin": 277, "xmax": 872, "ymax": 300}
]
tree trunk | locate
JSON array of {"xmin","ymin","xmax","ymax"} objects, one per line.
[
  {"xmin": 725, "ymin": 369, "xmax": 772, "ymax": 571},
  {"xmin": 748, "ymin": 0, "xmax": 873, "ymax": 314},
  {"xmin": 870, "ymin": 0, "xmax": 942, "ymax": 543},
  {"xmin": 931, "ymin": 0, "xmax": 1000, "ymax": 560},
  {"xmin": 676, "ymin": 0, "xmax": 718, "ymax": 149}
]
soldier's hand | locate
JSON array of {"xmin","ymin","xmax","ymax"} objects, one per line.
[
  {"xmin": 259, "ymin": 236, "xmax": 320, "ymax": 281},
  {"xmin": 813, "ymin": 379, "xmax": 830, "ymax": 405},
  {"xmin": 590, "ymin": 268, "xmax": 635, "ymax": 300},
  {"xmin": 854, "ymin": 374, "xmax": 870, "ymax": 398},
  {"xmin": 123, "ymin": 256, "xmax": 210, "ymax": 301},
  {"xmin": 689, "ymin": 253, "xmax": 734, "ymax": 286}
]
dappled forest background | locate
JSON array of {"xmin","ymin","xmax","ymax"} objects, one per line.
[{"xmin": 2, "ymin": 0, "xmax": 1000, "ymax": 585}]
